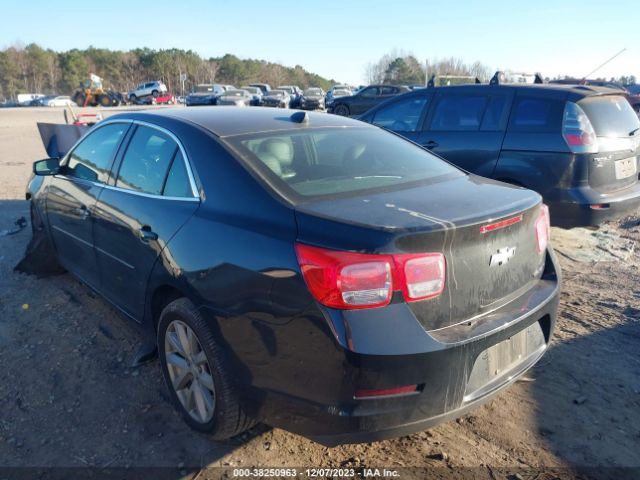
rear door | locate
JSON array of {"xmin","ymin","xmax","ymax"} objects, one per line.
[
  {"xmin": 45, "ymin": 122, "xmax": 130, "ymax": 287},
  {"xmin": 93, "ymin": 123, "xmax": 200, "ymax": 320},
  {"xmin": 578, "ymin": 95, "xmax": 640, "ymax": 193},
  {"xmin": 420, "ymin": 89, "xmax": 511, "ymax": 177}
]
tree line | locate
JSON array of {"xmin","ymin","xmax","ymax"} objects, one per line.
[
  {"xmin": 0, "ymin": 44, "xmax": 338, "ymax": 99},
  {"xmin": 365, "ymin": 50, "xmax": 637, "ymax": 86}
]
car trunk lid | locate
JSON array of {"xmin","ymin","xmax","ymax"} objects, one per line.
[{"xmin": 295, "ymin": 176, "xmax": 545, "ymax": 331}]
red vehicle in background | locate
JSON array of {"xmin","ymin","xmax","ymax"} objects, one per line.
[{"xmin": 152, "ymin": 93, "xmax": 176, "ymax": 105}]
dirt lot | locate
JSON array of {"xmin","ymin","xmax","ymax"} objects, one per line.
[{"xmin": 0, "ymin": 107, "xmax": 639, "ymax": 479}]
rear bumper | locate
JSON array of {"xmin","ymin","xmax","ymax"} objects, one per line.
[
  {"xmin": 256, "ymin": 250, "xmax": 560, "ymax": 446},
  {"xmin": 547, "ymin": 181, "xmax": 640, "ymax": 228}
]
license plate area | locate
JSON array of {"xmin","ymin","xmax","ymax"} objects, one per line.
[
  {"xmin": 464, "ymin": 321, "xmax": 546, "ymax": 403},
  {"xmin": 614, "ymin": 157, "xmax": 637, "ymax": 180}
]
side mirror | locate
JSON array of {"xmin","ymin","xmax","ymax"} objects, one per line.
[{"xmin": 33, "ymin": 158, "xmax": 61, "ymax": 176}]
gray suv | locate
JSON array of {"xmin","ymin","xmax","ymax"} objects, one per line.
[{"xmin": 128, "ymin": 81, "xmax": 168, "ymax": 101}]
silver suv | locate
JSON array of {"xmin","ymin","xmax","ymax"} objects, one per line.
[{"xmin": 128, "ymin": 81, "xmax": 167, "ymax": 100}]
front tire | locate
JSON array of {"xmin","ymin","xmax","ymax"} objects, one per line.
[
  {"xmin": 152, "ymin": 90, "xmax": 159, "ymax": 98},
  {"xmin": 157, "ymin": 298, "xmax": 254, "ymax": 439},
  {"xmin": 333, "ymin": 104, "xmax": 350, "ymax": 116}
]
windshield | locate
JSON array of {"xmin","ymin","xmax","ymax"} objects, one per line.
[
  {"xmin": 268, "ymin": 90, "xmax": 285, "ymax": 97},
  {"xmin": 194, "ymin": 85, "xmax": 213, "ymax": 93},
  {"xmin": 222, "ymin": 90, "xmax": 245, "ymax": 97},
  {"xmin": 304, "ymin": 88, "xmax": 322, "ymax": 96},
  {"xmin": 579, "ymin": 95, "xmax": 640, "ymax": 137},
  {"xmin": 333, "ymin": 89, "xmax": 351, "ymax": 97},
  {"xmin": 227, "ymin": 127, "xmax": 462, "ymax": 199},
  {"xmin": 241, "ymin": 87, "xmax": 259, "ymax": 94},
  {"xmin": 277, "ymin": 87, "xmax": 293, "ymax": 94}
]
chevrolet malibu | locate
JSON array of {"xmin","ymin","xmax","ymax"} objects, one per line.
[{"xmin": 26, "ymin": 108, "xmax": 560, "ymax": 446}]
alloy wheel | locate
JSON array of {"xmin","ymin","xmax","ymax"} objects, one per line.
[{"xmin": 164, "ymin": 320, "xmax": 216, "ymax": 423}]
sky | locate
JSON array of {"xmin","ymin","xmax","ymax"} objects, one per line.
[{"xmin": 2, "ymin": 0, "xmax": 639, "ymax": 85}]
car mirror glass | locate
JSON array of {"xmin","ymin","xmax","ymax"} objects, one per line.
[{"xmin": 33, "ymin": 158, "xmax": 61, "ymax": 176}]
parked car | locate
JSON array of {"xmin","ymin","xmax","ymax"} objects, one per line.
[
  {"xmin": 153, "ymin": 93, "xmax": 177, "ymax": 105},
  {"xmin": 262, "ymin": 89, "xmax": 290, "ymax": 108},
  {"xmin": 216, "ymin": 89, "xmax": 253, "ymax": 107},
  {"xmin": 240, "ymin": 86, "xmax": 264, "ymax": 106},
  {"xmin": 249, "ymin": 83, "xmax": 271, "ymax": 95},
  {"xmin": 176, "ymin": 96, "xmax": 186, "ymax": 104},
  {"xmin": 27, "ymin": 108, "xmax": 559, "ymax": 446},
  {"xmin": 277, "ymin": 85, "xmax": 302, "ymax": 108},
  {"xmin": 46, "ymin": 96, "xmax": 76, "ymax": 107},
  {"xmin": 299, "ymin": 88, "xmax": 325, "ymax": 110},
  {"xmin": 325, "ymin": 88, "xmax": 352, "ymax": 110},
  {"xmin": 328, "ymin": 85, "xmax": 409, "ymax": 116},
  {"xmin": 185, "ymin": 84, "xmax": 226, "ymax": 106},
  {"xmin": 128, "ymin": 81, "xmax": 168, "ymax": 101},
  {"xmin": 359, "ymin": 82, "xmax": 640, "ymax": 227},
  {"xmin": 29, "ymin": 95, "xmax": 54, "ymax": 106}
]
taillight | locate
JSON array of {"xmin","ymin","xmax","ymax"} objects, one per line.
[
  {"xmin": 563, "ymin": 102, "xmax": 598, "ymax": 154},
  {"xmin": 535, "ymin": 204, "xmax": 551, "ymax": 254},
  {"xmin": 294, "ymin": 244, "xmax": 446, "ymax": 310},
  {"xmin": 396, "ymin": 254, "xmax": 446, "ymax": 301}
]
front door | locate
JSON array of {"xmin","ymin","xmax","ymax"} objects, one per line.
[{"xmin": 46, "ymin": 122, "xmax": 130, "ymax": 287}]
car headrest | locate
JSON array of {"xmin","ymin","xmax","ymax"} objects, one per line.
[
  {"xmin": 258, "ymin": 138, "xmax": 293, "ymax": 167},
  {"xmin": 256, "ymin": 152, "xmax": 282, "ymax": 177}
]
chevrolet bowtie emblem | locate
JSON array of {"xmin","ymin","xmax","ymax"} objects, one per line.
[{"xmin": 490, "ymin": 247, "xmax": 516, "ymax": 267}]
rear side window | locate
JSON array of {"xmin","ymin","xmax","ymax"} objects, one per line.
[
  {"xmin": 116, "ymin": 126, "xmax": 178, "ymax": 195},
  {"xmin": 66, "ymin": 123, "xmax": 128, "ymax": 183},
  {"xmin": 372, "ymin": 95, "xmax": 429, "ymax": 132},
  {"xmin": 430, "ymin": 94, "xmax": 488, "ymax": 131},
  {"xmin": 578, "ymin": 95, "xmax": 640, "ymax": 137},
  {"xmin": 228, "ymin": 127, "xmax": 462, "ymax": 199},
  {"xmin": 163, "ymin": 151, "xmax": 193, "ymax": 198},
  {"xmin": 508, "ymin": 97, "xmax": 564, "ymax": 133},
  {"xmin": 381, "ymin": 86, "xmax": 396, "ymax": 95}
]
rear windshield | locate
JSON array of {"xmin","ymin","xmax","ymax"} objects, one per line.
[
  {"xmin": 579, "ymin": 95, "xmax": 640, "ymax": 137},
  {"xmin": 226, "ymin": 127, "xmax": 462, "ymax": 199}
]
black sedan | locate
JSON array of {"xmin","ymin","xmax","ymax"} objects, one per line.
[
  {"xmin": 27, "ymin": 108, "xmax": 560, "ymax": 446},
  {"xmin": 328, "ymin": 84, "xmax": 409, "ymax": 116}
]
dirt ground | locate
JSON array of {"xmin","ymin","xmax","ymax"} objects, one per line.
[{"xmin": 0, "ymin": 107, "xmax": 639, "ymax": 479}]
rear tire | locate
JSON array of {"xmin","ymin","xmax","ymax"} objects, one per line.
[
  {"xmin": 98, "ymin": 95, "xmax": 111, "ymax": 107},
  {"xmin": 157, "ymin": 298, "xmax": 254, "ymax": 439},
  {"xmin": 334, "ymin": 104, "xmax": 350, "ymax": 116}
]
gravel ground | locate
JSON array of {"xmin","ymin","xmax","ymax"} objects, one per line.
[{"xmin": 0, "ymin": 107, "xmax": 639, "ymax": 479}]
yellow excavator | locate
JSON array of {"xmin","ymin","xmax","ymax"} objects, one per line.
[{"xmin": 71, "ymin": 73, "xmax": 121, "ymax": 107}]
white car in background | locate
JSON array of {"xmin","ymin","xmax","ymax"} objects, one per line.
[
  {"xmin": 46, "ymin": 96, "xmax": 76, "ymax": 107},
  {"xmin": 128, "ymin": 81, "xmax": 168, "ymax": 101}
]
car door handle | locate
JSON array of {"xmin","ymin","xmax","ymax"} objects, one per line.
[
  {"xmin": 73, "ymin": 205, "xmax": 90, "ymax": 220},
  {"xmin": 422, "ymin": 141, "xmax": 439, "ymax": 149},
  {"xmin": 138, "ymin": 226, "xmax": 158, "ymax": 243}
]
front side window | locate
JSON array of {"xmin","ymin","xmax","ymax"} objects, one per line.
[
  {"xmin": 65, "ymin": 123, "xmax": 128, "ymax": 183},
  {"xmin": 373, "ymin": 95, "xmax": 429, "ymax": 132},
  {"xmin": 381, "ymin": 86, "xmax": 396, "ymax": 95},
  {"xmin": 116, "ymin": 126, "xmax": 178, "ymax": 195},
  {"xmin": 227, "ymin": 127, "xmax": 462, "ymax": 199},
  {"xmin": 430, "ymin": 94, "xmax": 488, "ymax": 131},
  {"xmin": 360, "ymin": 87, "xmax": 379, "ymax": 98}
]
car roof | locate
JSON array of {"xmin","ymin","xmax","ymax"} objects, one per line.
[
  {"xmin": 418, "ymin": 83, "xmax": 622, "ymax": 98},
  {"xmin": 112, "ymin": 107, "xmax": 372, "ymax": 138}
]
